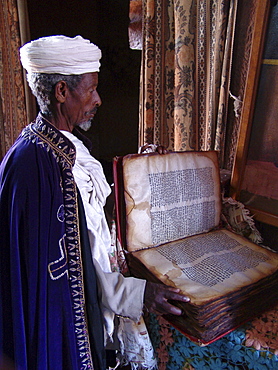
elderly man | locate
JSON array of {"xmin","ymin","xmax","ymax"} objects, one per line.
[{"xmin": 0, "ymin": 35, "xmax": 190, "ymax": 370}]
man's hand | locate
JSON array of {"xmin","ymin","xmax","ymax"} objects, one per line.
[
  {"xmin": 156, "ymin": 145, "xmax": 169, "ymax": 154},
  {"xmin": 144, "ymin": 282, "xmax": 190, "ymax": 316},
  {"xmin": 139, "ymin": 144, "xmax": 169, "ymax": 154}
]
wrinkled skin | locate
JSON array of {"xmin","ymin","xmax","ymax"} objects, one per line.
[
  {"xmin": 50, "ymin": 72, "xmax": 101, "ymax": 132},
  {"xmin": 144, "ymin": 281, "xmax": 190, "ymax": 315}
]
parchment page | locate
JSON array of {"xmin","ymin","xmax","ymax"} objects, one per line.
[
  {"xmin": 132, "ymin": 229, "xmax": 278, "ymax": 305},
  {"xmin": 123, "ymin": 151, "xmax": 221, "ymax": 252}
]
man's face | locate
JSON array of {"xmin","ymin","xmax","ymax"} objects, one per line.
[{"xmin": 63, "ymin": 72, "xmax": 101, "ymax": 129}]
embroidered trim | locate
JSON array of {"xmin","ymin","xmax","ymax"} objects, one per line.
[
  {"xmin": 48, "ymin": 235, "xmax": 68, "ymax": 280},
  {"xmin": 64, "ymin": 175, "xmax": 93, "ymax": 369},
  {"xmin": 22, "ymin": 114, "xmax": 76, "ymax": 170}
]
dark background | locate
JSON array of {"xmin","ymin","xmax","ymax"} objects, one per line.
[{"xmin": 27, "ymin": 0, "xmax": 141, "ymax": 182}]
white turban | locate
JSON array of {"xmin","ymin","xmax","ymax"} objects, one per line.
[{"xmin": 20, "ymin": 35, "xmax": 101, "ymax": 75}]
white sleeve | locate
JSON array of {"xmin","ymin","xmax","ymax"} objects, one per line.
[{"xmin": 93, "ymin": 258, "xmax": 146, "ymax": 321}]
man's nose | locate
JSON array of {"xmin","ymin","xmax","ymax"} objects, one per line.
[{"xmin": 94, "ymin": 90, "xmax": 102, "ymax": 107}]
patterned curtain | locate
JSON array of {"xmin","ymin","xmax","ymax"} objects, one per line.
[
  {"xmin": 0, "ymin": 0, "xmax": 30, "ymax": 160},
  {"xmin": 139, "ymin": 0, "xmax": 238, "ymax": 167}
]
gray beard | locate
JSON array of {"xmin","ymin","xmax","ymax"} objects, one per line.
[{"xmin": 78, "ymin": 120, "xmax": 92, "ymax": 131}]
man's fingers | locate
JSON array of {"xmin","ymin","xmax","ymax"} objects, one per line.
[
  {"xmin": 163, "ymin": 287, "xmax": 190, "ymax": 303},
  {"xmin": 151, "ymin": 298, "xmax": 183, "ymax": 316},
  {"xmin": 163, "ymin": 300, "xmax": 183, "ymax": 315},
  {"xmin": 156, "ymin": 145, "xmax": 168, "ymax": 154},
  {"xmin": 144, "ymin": 282, "xmax": 190, "ymax": 316}
]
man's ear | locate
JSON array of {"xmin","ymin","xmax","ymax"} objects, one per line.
[{"xmin": 55, "ymin": 81, "xmax": 68, "ymax": 103}]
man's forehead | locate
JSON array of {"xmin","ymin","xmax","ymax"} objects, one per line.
[{"xmin": 79, "ymin": 72, "xmax": 99, "ymax": 86}]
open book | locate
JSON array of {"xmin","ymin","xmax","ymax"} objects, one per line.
[{"xmin": 113, "ymin": 151, "xmax": 278, "ymax": 345}]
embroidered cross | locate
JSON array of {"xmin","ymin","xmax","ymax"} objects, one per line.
[{"xmin": 48, "ymin": 235, "xmax": 69, "ymax": 280}]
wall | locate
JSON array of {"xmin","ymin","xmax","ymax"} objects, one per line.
[{"xmin": 27, "ymin": 0, "xmax": 141, "ymax": 181}]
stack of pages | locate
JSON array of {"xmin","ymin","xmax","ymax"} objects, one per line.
[{"xmin": 113, "ymin": 151, "xmax": 278, "ymax": 345}]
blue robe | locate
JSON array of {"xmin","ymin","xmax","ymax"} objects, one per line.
[{"xmin": 0, "ymin": 114, "xmax": 105, "ymax": 369}]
